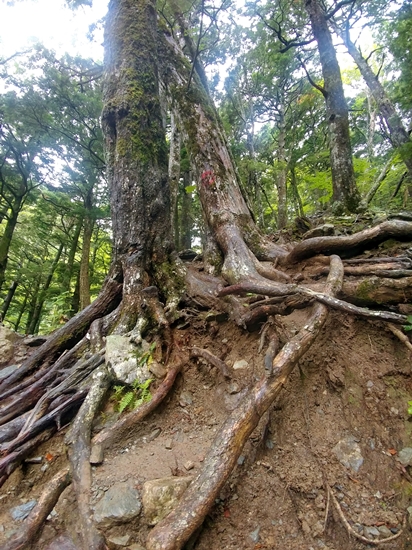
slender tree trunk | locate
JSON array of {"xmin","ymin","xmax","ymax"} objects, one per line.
[
  {"xmin": 169, "ymin": 112, "xmax": 181, "ymax": 248},
  {"xmin": 180, "ymin": 171, "xmax": 192, "ymax": 250},
  {"xmin": 25, "ymin": 277, "xmax": 41, "ymax": 335},
  {"xmin": 305, "ymin": 0, "xmax": 359, "ymax": 213},
  {"xmin": 79, "ymin": 191, "xmax": 93, "ymax": 311},
  {"xmin": 14, "ymin": 293, "xmax": 27, "ymax": 333},
  {"xmin": 290, "ymin": 161, "xmax": 305, "ymax": 218},
  {"xmin": 0, "ymin": 195, "xmax": 23, "ymax": 292},
  {"xmin": 0, "ymin": 278, "xmax": 19, "ymax": 322},
  {"xmin": 27, "ymin": 244, "xmax": 64, "ymax": 334},
  {"xmin": 342, "ymin": 29, "xmax": 412, "ymax": 179},
  {"xmin": 275, "ymin": 105, "xmax": 288, "ymax": 229}
]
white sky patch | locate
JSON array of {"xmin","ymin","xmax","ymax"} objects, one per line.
[{"xmin": 0, "ymin": 0, "xmax": 107, "ymax": 60}]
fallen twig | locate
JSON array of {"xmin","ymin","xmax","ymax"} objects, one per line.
[
  {"xmin": 387, "ymin": 323, "xmax": 412, "ymax": 353},
  {"xmin": 329, "ymin": 487, "xmax": 405, "ymax": 545}
]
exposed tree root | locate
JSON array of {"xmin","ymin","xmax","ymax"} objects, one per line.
[
  {"xmin": 284, "ymin": 219, "xmax": 412, "ymax": 264},
  {"xmin": 0, "ymin": 467, "xmax": 71, "ymax": 550},
  {"xmin": 0, "ymin": 268, "xmax": 122, "ymax": 393},
  {"xmin": 146, "ymin": 256, "xmax": 343, "ymax": 550},
  {"xmin": 66, "ymin": 365, "xmax": 112, "ymax": 550},
  {"xmin": 387, "ymin": 323, "xmax": 412, "ymax": 353},
  {"xmin": 190, "ymin": 347, "xmax": 231, "ymax": 378},
  {"xmin": 218, "ymin": 280, "xmax": 409, "ymax": 325}
]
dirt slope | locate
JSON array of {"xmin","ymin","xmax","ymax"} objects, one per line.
[{"xmin": 1, "ymin": 303, "xmax": 412, "ymax": 550}]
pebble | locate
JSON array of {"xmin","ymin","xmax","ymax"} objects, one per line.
[
  {"xmin": 147, "ymin": 428, "xmax": 161, "ymax": 441},
  {"xmin": 249, "ymin": 527, "xmax": 260, "ymax": 543},
  {"xmin": 378, "ymin": 525, "xmax": 392, "ymax": 537},
  {"xmin": 165, "ymin": 439, "xmax": 173, "ymax": 450},
  {"xmin": 363, "ymin": 526, "xmax": 380, "ymax": 539},
  {"xmin": 398, "ymin": 447, "xmax": 412, "ymax": 466},
  {"xmin": 184, "ymin": 460, "xmax": 195, "ymax": 471},
  {"xmin": 179, "ymin": 390, "xmax": 193, "ymax": 407},
  {"xmin": 108, "ymin": 534, "xmax": 131, "ymax": 546},
  {"xmin": 11, "ymin": 500, "xmax": 37, "ymax": 521},
  {"xmin": 237, "ymin": 455, "xmax": 245, "ymax": 465},
  {"xmin": 233, "ymin": 359, "xmax": 248, "ymax": 370}
]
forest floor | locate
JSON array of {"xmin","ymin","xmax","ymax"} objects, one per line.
[{"xmin": 1, "ymin": 244, "xmax": 412, "ymax": 550}]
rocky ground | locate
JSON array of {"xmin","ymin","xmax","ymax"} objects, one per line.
[{"xmin": 1, "ymin": 256, "xmax": 412, "ymax": 549}]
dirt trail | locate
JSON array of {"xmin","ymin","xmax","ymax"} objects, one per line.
[{"xmin": 1, "ymin": 303, "xmax": 412, "ymax": 549}]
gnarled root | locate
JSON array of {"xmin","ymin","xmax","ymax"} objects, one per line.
[
  {"xmin": 146, "ymin": 255, "xmax": 343, "ymax": 550},
  {"xmin": 0, "ymin": 467, "xmax": 71, "ymax": 550},
  {"xmin": 65, "ymin": 365, "xmax": 113, "ymax": 550}
]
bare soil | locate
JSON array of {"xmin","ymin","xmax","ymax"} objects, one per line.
[{"xmin": 1, "ymin": 298, "xmax": 412, "ymax": 549}]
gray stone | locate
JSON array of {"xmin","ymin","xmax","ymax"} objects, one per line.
[
  {"xmin": 233, "ymin": 359, "xmax": 248, "ymax": 370},
  {"xmin": 105, "ymin": 335, "xmax": 151, "ymax": 385},
  {"xmin": 142, "ymin": 476, "xmax": 192, "ymax": 526},
  {"xmin": 179, "ymin": 390, "xmax": 193, "ymax": 407},
  {"xmin": 398, "ymin": 447, "xmax": 412, "ymax": 466},
  {"xmin": 44, "ymin": 534, "xmax": 79, "ymax": 550},
  {"xmin": 94, "ymin": 482, "xmax": 142, "ymax": 526},
  {"xmin": 90, "ymin": 444, "xmax": 104, "ymax": 465},
  {"xmin": 303, "ymin": 224, "xmax": 335, "ymax": 239},
  {"xmin": 10, "ymin": 500, "xmax": 37, "ymax": 520},
  {"xmin": 148, "ymin": 361, "xmax": 167, "ymax": 379},
  {"xmin": 332, "ymin": 435, "xmax": 364, "ymax": 472},
  {"xmin": 249, "ymin": 527, "xmax": 260, "ymax": 543},
  {"xmin": 107, "ymin": 534, "xmax": 131, "ymax": 547},
  {"xmin": 363, "ymin": 526, "xmax": 380, "ymax": 539},
  {"xmin": 378, "ymin": 525, "xmax": 392, "ymax": 537},
  {"xmin": 127, "ymin": 545, "xmax": 146, "ymax": 550},
  {"xmin": 23, "ymin": 335, "xmax": 47, "ymax": 347}
]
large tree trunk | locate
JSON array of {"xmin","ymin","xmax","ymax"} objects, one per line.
[
  {"xmin": 305, "ymin": 0, "xmax": 359, "ymax": 213},
  {"xmin": 101, "ymin": 0, "xmax": 175, "ymax": 331},
  {"xmin": 158, "ymin": 28, "xmax": 287, "ymax": 284}
]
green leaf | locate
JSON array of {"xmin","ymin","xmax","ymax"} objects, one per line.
[{"xmin": 185, "ymin": 185, "xmax": 196, "ymax": 193}]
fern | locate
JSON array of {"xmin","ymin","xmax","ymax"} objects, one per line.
[{"xmin": 118, "ymin": 391, "xmax": 136, "ymax": 413}]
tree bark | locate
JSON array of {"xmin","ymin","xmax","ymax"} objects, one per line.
[
  {"xmin": 158, "ymin": 28, "xmax": 287, "ymax": 284},
  {"xmin": 79, "ymin": 190, "xmax": 94, "ymax": 311},
  {"xmin": 342, "ymin": 29, "xmax": 412, "ymax": 180},
  {"xmin": 102, "ymin": 0, "xmax": 175, "ymax": 331},
  {"xmin": 305, "ymin": 0, "xmax": 359, "ymax": 213}
]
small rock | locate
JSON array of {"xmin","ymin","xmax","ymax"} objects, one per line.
[
  {"xmin": 226, "ymin": 381, "xmax": 240, "ymax": 394},
  {"xmin": 165, "ymin": 439, "xmax": 173, "ymax": 450},
  {"xmin": 23, "ymin": 335, "xmax": 47, "ymax": 347},
  {"xmin": 147, "ymin": 428, "xmax": 161, "ymax": 442},
  {"xmin": 94, "ymin": 482, "xmax": 142, "ymax": 526},
  {"xmin": 237, "ymin": 455, "xmax": 245, "ymax": 465},
  {"xmin": 363, "ymin": 526, "xmax": 380, "ymax": 539},
  {"xmin": 249, "ymin": 527, "xmax": 260, "ymax": 543},
  {"xmin": 142, "ymin": 476, "xmax": 193, "ymax": 526},
  {"xmin": 44, "ymin": 534, "xmax": 78, "ymax": 550},
  {"xmin": 366, "ymin": 380, "xmax": 374, "ymax": 388},
  {"xmin": 378, "ymin": 525, "xmax": 392, "ymax": 537},
  {"xmin": 127, "ymin": 545, "xmax": 146, "ymax": 550},
  {"xmin": 179, "ymin": 391, "xmax": 193, "ymax": 407},
  {"xmin": 10, "ymin": 500, "xmax": 37, "ymax": 520},
  {"xmin": 398, "ymin": 447, "xmax": 412, "ymax": 466},
  {"xmin": 107, "ymin": 534, "xmax": 131, "ymax": 547},
  {"xmin": 233, "ymin": 359, "xmax": 248, "ymax": 370},
  {"xmin": 303, "ymin": 223, "xmax": 335, "ymax": 239},
  {"xmin": 90, "ymin": 444, "xmax": 104, "ymax": 465},
  {"xmin": 149, "ymin": 361, "xmax": 167, "ymax": 379},
  {"xmin": 184, "ymin": 461, "xmax": 194, "ymax": 471},
  {"xmin": 332, "ymin": 435, "xmax": 364, "ymax": 472}
]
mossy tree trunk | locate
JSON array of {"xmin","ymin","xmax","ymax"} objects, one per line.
[
  {"xmin": 158, "ymin": 29, "xmax": 287, "ymax": 283},
  {"xmin": 101, "ymin": 0, "xmax": 175, "ymax": 331}
]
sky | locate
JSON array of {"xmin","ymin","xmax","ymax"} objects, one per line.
[{"xmin": 0, "ymin": 0, "xmax": 108, "ymax": 61}]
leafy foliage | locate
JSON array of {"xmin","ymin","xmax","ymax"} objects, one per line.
[{"xmin": 112, "ymin": 378, "xmax": 154, "ymax": 414}]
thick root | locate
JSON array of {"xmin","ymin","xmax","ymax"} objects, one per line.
[
  {"xmin": 146, "ymin": 256, "xmax": 343, "ymax": 550},
  {"xmin": 0, "ymin": 468, "xmax": 71, "ymax": 550},
  {"xmin": 66, "ymin": 365, "xmax": 112, "ymax": 550}
]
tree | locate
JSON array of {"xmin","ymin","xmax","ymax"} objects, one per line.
[{"xmin": 1, "ymin": 2, "xmax": 412, "ymax": 550}]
